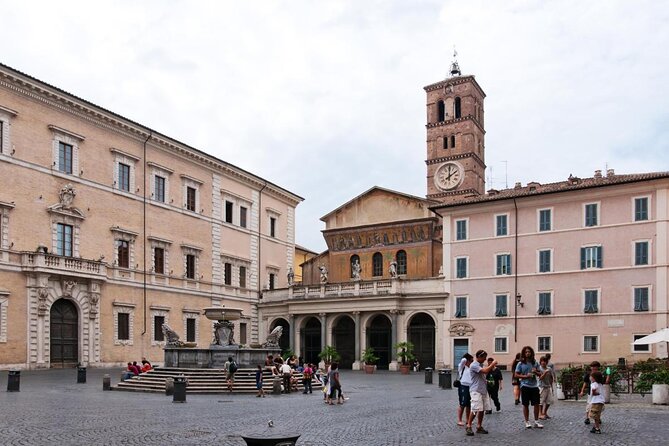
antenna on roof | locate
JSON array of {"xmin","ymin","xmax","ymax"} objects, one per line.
[
  {"xmin": 502, "ymin": 161, "xmax": 508, "ymax": 189},
  {"xmin": 450, "ymin": 47, "xmax": 461, "ymax": 77}
]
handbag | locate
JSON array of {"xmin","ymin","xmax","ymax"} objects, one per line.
[{"xmin": 453, "ymin": 365, "xmax": 465, "ymax": 388}]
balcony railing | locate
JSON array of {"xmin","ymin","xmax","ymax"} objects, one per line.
[{"xmin": 21, "ymin": 252, "xmax": 107, "ymax": 277}]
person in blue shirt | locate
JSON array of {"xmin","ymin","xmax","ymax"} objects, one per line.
[{"xmin": 514, "ymin": 345, "xmax": 543, "ymax": 429}]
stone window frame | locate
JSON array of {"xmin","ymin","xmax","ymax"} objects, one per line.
[
  {"xmin": 49, "ymin": 209, "xmax": 84, "ymax": 258},
  {"xmin": 632, "ymin": 195, "xmax": 651, "ymax": 222},
  {"xmin": 0, "ymin": 105, "xmax": 18, "ymax": 156},
  {"xmin": 110, "ymin": 226, "xmax": 138, "ymax": 270},
  {"xmin": 632, "ymin": 286, "xmax": 651, "ymax": 312},
  {"xmin": 221, "ymin": 254, "xmax": 251, "ymax": 288},
  {"xmin": 221, "ymin": 190, "xmax": 252, "ymax": 228},
  {"xmin": 583, "ymin": 335, "xmax": 599, "ymax": 353},
  {"xmin": 0, "ymin": 201, "xmax": 14, "ymax": 258},
  {"xmin": 266, "ymin": 207, "xmax": 282, "ymax": 238},
  {"xmin": 493, "ymin": 336, "xmax": 508, "ymax": 354},
  {"xmin": 150, "ymin": 306, "xmax": 170, "ymax": 347},
  {"xmin": 113, "ymin": 302, "xmax": 135, "ymax": 346},
  {"xmin": 0, "ymin": 289, "xmax": 9, "ymax": 343},
  {"xmin": 454, "ymin": 295, "xmax": 468, "ymax": 318},
  {"xmin": 148, "ymin": 162, "xmax": 173, "ymax": 204},
  {"xmin": 494, "ymin": 293, "xmax": 508, "ymax": 317},
  {"xmin": 537, "ymin": 290, "xmax": 553, "ymax": 315},
  {"xmin": 583, "ymin": 201, "xmax": 600, "ymax": 227},
  {"xmin": 455, "ymin": 218, "xmax": 468, "ymax": 241},
  {"xmin": 537, "ymin": 248, "xmax": 553, "ymax": 273},
  {"xmin": 632, "ymin": 239, "xmax": 651, "ymax": 266},
  {"xmin": 266, "ymin": 265, "xmax": 280, "ymax": 290},
  {"xmin": 537, "ymin": 335, "xmax": 552, "ymax": 353},
  {"xmin": 181, "ymin": 174, "xmax": 203, "ymax": 213},
  {"xmin": 148, "ymin": 236, "xmax": 172, "ymax": 275},
  {"xmin": 632, "ymin": 334, "xmax": 651, "ymax": 353},
  {"xmin": 455, "ymin": 256, "xmax": 468, "ymax": 279},
  {"xmin": 182, "ymin": 309, "xmax": 200, "ymax": 344},
  {"xmin": 110, "ymin": 148, "xmax": 140, "ymax": 194},
  {"xmin": 181, "ymin": 244, "xmax": 203, "ymax": 281},
  {"xmin": 49, "ymin": 125, "xmax": 84, "ymax": 177},
  {"xmin": 537, "ymin": 207, "xmax": 553, "ymax": 232},
  {"xmin": 495, "ymin": 252, "xmax": 512, "ymax": 276},
  {"xmin": 494, "ymin": 212, "xmax": 509, "ymax": 237},
  {"xmin": 583, "ymin": 288, "xmax": 600, "ymax": 314}
]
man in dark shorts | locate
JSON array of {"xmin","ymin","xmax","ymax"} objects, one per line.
[
  {"xmin": 514, "ymin": 345, "xmax": 543, "ymax": 429},
  {"xmin": 457, "ymin": 353, "xmax": 474, "ymax": 426}
]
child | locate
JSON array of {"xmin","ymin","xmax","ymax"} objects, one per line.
[
  {"xmin": 255, "ymin": 364, "xmax": 265, "ymax": 398},
  {"xmin": 538, "ymin": 356, "xmax": 554, "ymax": 419},
  {"xmin": 588, "ymin": 371, "xmax": 605, "ymax": 434}
]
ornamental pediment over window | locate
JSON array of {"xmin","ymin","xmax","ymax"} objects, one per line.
[
  {"xmin": 449, "ymin": 322, "xmax": 475, "ymax": 337},
  {"xmin": 47, "ymin": 184, "xmax": 85, "ymax": 221}
]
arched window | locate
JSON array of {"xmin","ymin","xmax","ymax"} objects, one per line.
[
  {"xmin": 372, "ymin": 252, "xmax": 383, "ymax": 277},
  {"xmin": 396, "ymin": 250, "xmax": 407, "ymax": 275},
  {"xmin": 437, "ymin": 100, "xmax": 445, "ymax": 122},
  {"xmin": 350, "ymin": 254, "xmax": 360, "ymax": 278},
  {"xmin": 451, "ymin": 135, "xmax": 456, "ymax": 148},
  {"xmin": 454, "ymin": 97, "xmax": 461, "ymax": 119},
  {"xmin": 443, "ymin": 137, "xmax": 448, "ymax": 150}
]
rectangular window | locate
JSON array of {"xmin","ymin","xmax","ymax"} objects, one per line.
[
  {"xmin": 633, "ymin": 334, "xmax": 650, "ymax": 352},
  {"xmin": 56, "ymin": 223, "xmax": 73, "ymax": 257},
  {"xmin": 58, "ymin": 142, "xmax": 73, "ymax": 174},
  {"xmin": 456, "ymin": 220, "xmax": 467, "ymax": 240},
  {"xmin": 455, "ymin": 296, "xmax": 467, "ymax": 318},
  {"xmin": 117, "ymin": 240, "xmax": 129, "ymax": 268},
  {"xmin": 539, "ymin": 209, "xmax": 552, "ymax": 231},
  {"xmin": 269, "ymin": 273, "xmax": 276, "ymax": 290},
  {"xmin": 186, "ymin": 318, "xmax": 196, "ymax": 343},
  {"xmin": 0, "ymin": 120, "xmax": 4, "ymax": 153},
  {"xmin": 118, "ymin": 163, "xmax": 130, "ymax": 191},
  {"xmin": 494, "ymin": 337, "xmax": 508, "ymax": 353},
  {"xmin": 634, "ymin": 197, "xmax": 648, "ymax": 221},
  {"xmin": 240, "ymin": 206, "xmax": 247, "ymax": 228},
  {"xmin": 224, "ymin": 262, "xmax": 232, "ymax": 285},
  {"xmin": 585, "ymin": 203, "xmax": 598, "ymax": 227},
  {"xmin": 539, "ymin": 250, "xmax": 551, "ymax": 273},
  {"xmin": 117, "ymin": 313, "xmax": 130, "ymax": 340},
  {"xmin": 239, "ymin": 322, "xmax": 247, "ymax": 345},
  {"xmin": 635, "ymin": 241, "xmax": 649, "ymax": 265},
  {"xmin": 154, "ymin": 247, "xmax": 165, "ymax": 275},
  {"xmin": 538, "ymin": 292, "xmax": 552, "ymax": 315},
  {"xmin": 239, "ymin": 266, "xmax": 247, "ymax": 288},
  {"xmin": 270, "ymin": 217, "xmax": 276, "ymax": 237},
  {"xmin": 456, "ymin": 258, "xmax": 467, "ymax": 279},
  {"xmin": 495, "ymin": 294, "xmax": 508, "ymax": 317},
  {"xmin": 580, "ymin": 246, "xmax": 603, "ymax": 269},
  {"xmin": 496, "ymin": 214, "xmax": 508, "ymax": 236},
  {"xmin": 634, "ymin": 287, "xmax": 649, "ymax": 312},
  {"xmin": 538, "ymin": 336, "xmax": 551, "ymax": 352},
  {"xmin": 154, "ymin": 316, "xmax": 165, "ymax": 342},
  {"xmin": 154, "ymin": 176, "xmax": 166, "ymax": 202},
  {"xmin": 584, "ymin": 290, "xmax": 599, "ymax": 313},
  {"xmin": 186, "ymin": 187, "xmax": 196, "ymax": 211},
  {"xmin": 185, "ymin": 254, "xmax": 195, "ymax": 279},
  {"xmin": 584, "ymin": 335, "xmax": 599, "ymax": 352},
  {"xmin": 496, "ymin": 254, "xmax": 511, "ymax": 275},
  {"xmin": 225, "ymin": 201, "xmax": 234, "ymax": 224}
]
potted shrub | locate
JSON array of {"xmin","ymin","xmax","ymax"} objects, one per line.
[
  {"xmin": 394, "ymin": 341, "xmax": 415, "ymax": 375},
  {"xmin": 361, "ymin": 348, "xmax": 379, "ymax": 374},
  {"xmin": 318, "ymin": 345, "xmax": 340, "ymax": 368},
  {"xmin": 636, "ymin": 368, "xmax": 669, "ymax": 404}
]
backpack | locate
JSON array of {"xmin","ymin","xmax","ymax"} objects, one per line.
[
  {"xmin": 303, "ymin": 368, "xmax": 312, "ymax": 379},
  {"xmin": 229, "ymin": 361, "xmax": 238, "ymax": 374}
]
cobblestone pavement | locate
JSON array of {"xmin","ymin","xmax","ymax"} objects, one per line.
[{"xmin": 1, "ymin": 369, "xmax": 667, "ymax": 445}]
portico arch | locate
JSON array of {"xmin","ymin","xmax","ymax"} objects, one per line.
[
  {"xmin": 270, "ymin": 317, "xmax": 290, "ymax": 354},
  {"xmin": 302, "ymin": 317, "xmax": 322, "ymax": 365},
  {"xmin": 367, "ymin": 314, "xmax": 392, "ymax": 370},
  {"xmin": 332, "ymin": 315, "xmax": 355, "ymax": 369},
  {"xmin": 408, "ymin": 312, "xmax": 436, "ymax": 368}
]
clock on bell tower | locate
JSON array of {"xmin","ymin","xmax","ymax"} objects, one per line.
[{"xmin": 424, "ymin": 55, "xmax": 486, "ymax": 203}]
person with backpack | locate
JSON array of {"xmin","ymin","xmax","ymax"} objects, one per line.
[
  {"xmin": 302, "ymin": 363, "xmax": 314, "ymax": 394},
  {"xmin": 224, "ymin": 356, "xmax": 237, "ymax": 393}
]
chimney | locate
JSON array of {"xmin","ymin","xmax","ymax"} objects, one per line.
[
  {"xmin": 514, "ymin": 182, "xmax": 522, "ymax": 189},
  {"xmin": 594, "ymin": 170, "xmax": 602, "ymax": 179},
  {"xmin": 606, "ymin": 168, "xmax": 615, "ymax": 177}
]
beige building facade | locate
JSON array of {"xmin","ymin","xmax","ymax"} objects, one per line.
[{"xmin": 0, "ymin": 64, "xmax": 301, "ymax": 369}]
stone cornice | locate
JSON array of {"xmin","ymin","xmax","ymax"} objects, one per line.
[
  {"xmin": 424, "ymin": 75, "xmax": 486, "ymax": 98},
  {"xmin": 146, "ymin": 161, "xmax": 174, "ymax": 174},
  {"xmin": 426, "ymin": 152, "xmax": 486, "ymax": 169},
  {"xmin": 110, "ymin": 147, "xmax": 140, "ymax": 162},
  {"xmin": 426, "ymin": 114, "xmax": 485, "ymax": 134},
  {"xmin": 48, "ymin": 124, "xmax": 85, "ymax": 141}
]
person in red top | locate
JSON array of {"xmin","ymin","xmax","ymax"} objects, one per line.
[
  {"xmin": 141, "ymin": 359, "xmax": 152, "ymax": 373},
  {"xmin": 302, "ymin": 363, "xmax": 314, "ymax": 394},
  {"xmin": 131, "ymin": 361, "xmax": 141, "ymax": 375}
]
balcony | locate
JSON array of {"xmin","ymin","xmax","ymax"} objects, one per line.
[{"xmin": 21, "ymin": 252, "xmax": 107, "ymax": 279}]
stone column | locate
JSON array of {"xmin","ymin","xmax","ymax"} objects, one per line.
[
  {"xmin": 288, "ymin": 314, "xmax": 296, "ymax": 354},
  {"xmin": 352, "ymin": 311, "xmax": 361, "ymax": 370},
  {"xmin": 389, "ymin": 310, "xmax": 399, "ymax": 371},
  {"xmin": 319, "ymin": 312, "xmax": 327, "ymax": 349}
]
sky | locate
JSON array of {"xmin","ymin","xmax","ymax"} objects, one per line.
[{"xmin": 3, "ymin": 0, "xmax": 668, "ymax": 252}]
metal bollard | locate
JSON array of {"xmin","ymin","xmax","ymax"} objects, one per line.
[
  {"xmin": 272, "ymin": 376, "xmax": 282, "ymax": 395},
  {"xmin": 438, "ymin": 369, "xmax": 452, "ymax": 389},
  {"xmin": 7, "ymin": 370, "xmax": 20, "ymax": 392},
  {"xmin": 424, "ymin": 367, "xmax": 433, "ymax": 384},
  {"xmin": 165, "ymin": 377, "xmax": 174, "ymax": 396},
  {"xmin": 173, "ymin": 376, "xmax": 187, "ymax": 403},
  {"xmin": 103, "ymin": 374, "xmax": 111, "ymax": 391},
  {"xmin": 77, "ymin": 366, "xmax": 87, "ymax": 383}
]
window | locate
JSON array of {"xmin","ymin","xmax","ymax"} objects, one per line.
[
  {"xmin": 269, "ymin": 273, "xmax": 276, "ymax": 290},
  {"xmin": 186, "ymin": 318, "xmax": 196, "ymax": 343},
  {"xmin": 117, "ymin": 240, "xmax": 130, "ymax": 268},
  {"xmin": 240, "ymin": 206, "xmax": 247, "ymax": 228},
  {"xmin": 185, "ymin": 254, "xmax": 196, "ymax": 279},
  {"xmin": 634, "ymin": 287, "xmax": 649, "ymax": 312},
  {"xmin": 454, "ymin": 97, "xmax": 461, "ymax": 119},
  {"xmin": 580, "ymin": 246, "xmax": 602, "ymax": 269},
  {"xmin": 118, "ymin": 162, "xmax": 130, "ymax": 192},
  {"xmin": 0, "ymin": 291, "xmax": 8, "ymax": 343},
  {"xmin": 584, "ymin": 290, "xmax": 599, "ymax": 313},
  {"xmin": 372, "ymin": 252, "xmax": 383, "ymax": 277},
  {"xmin": 443, "ymin": 137, "xmax": 448, "ymax": 150},
  {"xmin": 538, "ymin": 249, "xmax": 551, "ymax": 273},
  {"xmin": 154, "ymin": 316, "xmax": 165, "ymax": 342},
  {"xmin": 56, "ymin": 223, "xmax": 73, "ymax": 257},
  {"xmin": 538, "ymin": 336, "xmax": 551, "ymax": 352},
  {"xmin": 456, "ymin": 257, "xmax": 468, "ymax": 278},
  {"xmin": 58, "ymin": 142, "xmax": 73, "ymax": 174},
  {"xmin": 0, "ymin": 107, "xmax": 17, "ymax": 156},
  {"xmin": 494, "ymin": 337, "xmax": 508, "ymax": 353},
  {"xmin": 495, "ymin": 294, "xmax": 508, "ymax": 317},
  {"xmin": 584, "ymin": 203, "xmax": 598, "ymax": 227},
  {"xmin": 225, "ymin": 201, "xmax": 234, "ymax": 224},
  {"xmin": 186, "ymin": 187, "xmax": 197, "ymax": 212},
  {"xmin": 496, "ymin": 214, "xmax": 508, "ymax": 236},
  {"xmin": 239, "ymin": 322, "xmax": 247, "ymax": 345},
  {"xmin": 396, "ymin": 250, "xmax": 407, "ymax": 275},
  {"xmin": 0, "ymin": 119, "xmax": 4, "ymax": 153},
  {"xmin": 455, "ymin": 296, "xmax": 467, "ymax": 318},
  {"xmin": 583, "ymin": 335, "xmax": 599, "ymax": 353},
  {"xmin": 455, "ymin": 219, "xmax": 467, "ymax": 240},
  {"xmin": 154, "ymin": 247, "xmax": 165, "ymax": 274},
  {"xmin": 224, "ymin": 262, "xmax": 232, "ymax": 285},
  {"xmin": 634, "ymin": 197, "xmax": 648, "ymax": 221},
  {"xmin": 154, "ymin": 175, "xmax": 166, "ymax": 202},
  {"xmin": 635, "ymin": 241, "xmax": 649, "ymax": 265},
  {"xmin": 633, "ymin": 334, "xmax": 650, "ymax": 353},
  {"xmin": 269, "ymin": 217, "xmax": 276, "ymax": 237},
  {"xmin": 437, "ymin": 100, "xmax": 445, "ymax": 122},
  {"xmin": 538, "ymin": 292, "xmax": 552, "ymax": 315},
  {"xmin": 496, "ymin": 254, "xmax": 511, "ymax": 275},
  {"xmin": 239, "ymin": 266, "xmax": 247, "ymax": 288},
  {"xmin": 117, "ymin": 313, "xmax": 130, "ymax": 341},
  {"xmin": 539, "ymin": 209, "xmax": 552, "ymax": 231},
  {"xmin": 350, "ymin": 254, "xmax": 360, "ymax": 278},
  {"xmin": 450, "ymin": 135, "xmax": 455, "ymax": 148}
]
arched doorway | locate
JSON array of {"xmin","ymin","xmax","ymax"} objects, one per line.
[
  {"xmin": 302, "ymin": 317, "xmax": 322, "ymax": 365},
  {"xmin": 333, "ymin": 316, "xmax": 355, "ymax": 369},
  {"xmin": 270, "ymin": 318, "xmax": 290, "ymax": 355},
  {"xmin": 367, "ymin": 315, "xmax": 391, "ymax": 370},
  {"xmin": 408, "ymin": 312, "xmax": 436, "ymax": 368},
  {"xmin": 50, "ymin": 299, "xmax": 79, "ymax": 367}
]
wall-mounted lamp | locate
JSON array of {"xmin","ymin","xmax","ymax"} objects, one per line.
[
  {"xmin": 136, "ymin": 187, "xmax": 140, "ymax": 192},
  {"xmin": 11, "ymin": 148, "xmax": 15, "ymax": 155},
  {"xmin": 80, "ymin": 170, "xmax": 84, "ymax": 176},
  {"xmin": 170, "ymin": 199, "xmax": 173, "ymax": 203},
  {"xmin": 516, "ymin": 293, "xmax": 524, "ymax": 308},
  {"xmin": 9, "ymin": 242, "xmax": 14, "ymax": 248}
]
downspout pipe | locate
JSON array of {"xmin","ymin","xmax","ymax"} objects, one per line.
[
  {"xmin": 257, "ymin": 182, "xmax": 268, "ymax": 297},
  {"xmin": 513, "ymin": 198, "xmax": 519, "ymax": 343},
  {"xmin": 141, "ymin": 131, "xmax": 152, "ymax": 336}
]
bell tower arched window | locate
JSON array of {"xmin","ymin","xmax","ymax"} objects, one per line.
[
  {"xmin": 437, "ymin": 100, "xmax": 445, "ymax": 122},
  {"xmin": 396, "ymin": 250, "xmax": 407, "ymax": 275},
  {"xmin": 451, "ymin": 135, "xmax": 456, "ymax": 149},
  {"xmin": 454, "ymin": 97, "xmax": 461, "ymax": 119},
  {"xmin": 372, "ymin": 252, "xmax": 383, "ymax": 277},
  {"xmin": 443, "ymin": 137, "xmax": 448, "ymax": 150}
]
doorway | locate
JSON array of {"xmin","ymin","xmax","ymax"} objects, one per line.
[
  {"xmin": 408, "ymin": 312, "xmax": 435, "ymax": 369},
  {"xmin": 333, "ymin": 316, "xmax": 356, "ymax": 369},
  {"xmin": 453, "ymin": 338, "xmax": 469, "ymax": 369},
  {"xmin": 367, "ymin": 315, "xmax": 392, "ymax": 370},
  {"xmin": 50, "ymin": 299, "xmax": 79, "ymax": 367},
  {"xmin": 303, "ymin": 317, "xmax": 322, "ymax": 365}
]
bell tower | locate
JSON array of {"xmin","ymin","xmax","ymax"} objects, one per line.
[{"xmin": 424, "ymin": 54, "xmax": 486, "ymax": 203}]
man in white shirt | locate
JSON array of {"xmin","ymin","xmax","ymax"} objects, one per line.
[
  {"xmin": 457, "ymin": 353, "xmax": 473, "ymax": 426},
  {"xmin": 280, "ymin": 361, "xmax": 292, "ymax": 394}
]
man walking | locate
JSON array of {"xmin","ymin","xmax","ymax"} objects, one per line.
[
  {"xmin": 515, "ymin": 346, "xmax": 543, "ymax": 429},
  {"xmin": 485, "ymin": 357, "xmax": 503, "ymax": 413},
  {"xmin": 465, "ymin": 350, "xmax": 498, "ymax": 436}
]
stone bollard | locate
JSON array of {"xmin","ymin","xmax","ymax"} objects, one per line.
[
  {"xmin": 165, "ymin": 377, "xmax": 174, "ymax": 396},
  {"xmin": 272, "ymin": 376, "xmax": 282, "ymax": 395},
  {"xmin": 7, "ymin": 370, "xmax": 20, "ymax": 392},
  {"xmin": 103, "ymin": 374, "xmax": 111, "ymax": 391}
]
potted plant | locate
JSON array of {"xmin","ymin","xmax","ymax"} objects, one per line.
[
  {"xmin": 636, "ymin": 368, "xmax": 669, "ymax": 404},
  {"xmin": 361, "ymin": 348, "xmax": 379, "ymax": 374},
  {"xmin": 394, "ymin": 341, "xmax": 415, "ymax": 375},
  {"xmin": 318, "ymin": 345, "xmax": 340, "ymax": 368}
]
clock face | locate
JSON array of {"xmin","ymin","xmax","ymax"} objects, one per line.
[{"xmin": 435, "ymin": 162, "xmax": 463, "ymax": 191}]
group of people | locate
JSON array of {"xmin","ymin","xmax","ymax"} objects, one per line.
[{"xmin": 121, "ymin": 358, "xmax": 152, "ymax": 380}]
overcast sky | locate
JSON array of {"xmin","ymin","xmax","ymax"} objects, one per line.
[{"xmin": 4, "ymin": 0, "xmax": 668, "ymax": 252}]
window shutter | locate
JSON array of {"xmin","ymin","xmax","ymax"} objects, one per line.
[
  {"xmin": 597, "ymin": 246, "xmax": 603, "ymax": 268},
  {"xmin": 580, "ymin": 248, "xmax": 586, "ymax": 269}
]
